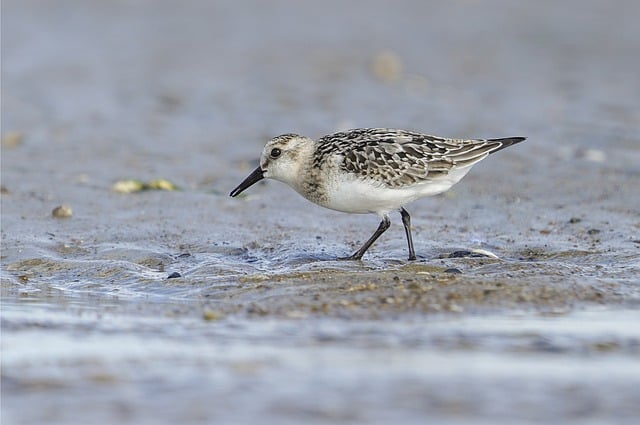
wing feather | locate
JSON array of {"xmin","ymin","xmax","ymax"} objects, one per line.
[{"xmin": 316, "ymin": 128, "xmax": 522, "ymax": 188}]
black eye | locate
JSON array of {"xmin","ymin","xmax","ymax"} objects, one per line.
[{"xmin": 270, "ymin": 148, "xmax": 282, "ymax": 158}]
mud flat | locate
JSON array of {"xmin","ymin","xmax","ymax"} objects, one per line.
[{"xmin": 2, "ymin": 0, "xmax": 640, "ymax": 424}]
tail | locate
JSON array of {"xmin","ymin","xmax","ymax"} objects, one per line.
[{"xmin": 487, "ymin": 137, "xmax": 526, "ymax": 154}]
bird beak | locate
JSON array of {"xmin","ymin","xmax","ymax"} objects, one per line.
[{"xmin": 229, "ymin": 166, "xmax": 264, "ymax": 197}]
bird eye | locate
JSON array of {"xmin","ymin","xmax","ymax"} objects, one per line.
[{"xmin": 270, "ymin": 148, "xmax": 282, "ymax": 158}]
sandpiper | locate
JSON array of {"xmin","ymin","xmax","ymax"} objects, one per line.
[{"xmin": 230, "ymin": 128, "xmax": 525, "ymax": 260}]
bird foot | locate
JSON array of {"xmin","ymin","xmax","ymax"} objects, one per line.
[{"xmin": 337, "ymin": 254, "xmax": 363, "ymax": 261}]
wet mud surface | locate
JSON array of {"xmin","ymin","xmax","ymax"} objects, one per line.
[{"xmin": 2, "ymin": 1, "xmax": 640, "ymax": 424}]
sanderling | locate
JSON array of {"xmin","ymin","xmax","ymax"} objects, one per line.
[{"xmin": 230, "ymin": 128, "xmax": 525, "ymax": 260}]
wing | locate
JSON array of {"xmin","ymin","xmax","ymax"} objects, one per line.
[{"xmin": 316, "ymin": 128, "xmax": 523, "ymax": 188}]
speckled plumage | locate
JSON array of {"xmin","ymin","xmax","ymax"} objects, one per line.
[
  {"xmin": 230, "ymin": 128, "xmax": 525, "ymax": 260},
  {"xmin": 315, "ymin": 128, "xmax": 517, "ymax": 187}
]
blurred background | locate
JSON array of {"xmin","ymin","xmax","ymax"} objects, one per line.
[
  {"xmin": 2, "ymin": 1, "xmax": 639, "ymax": 424},
  {"xmin": 4, "ymin": 0, "xmax": 637, "ymax": 178}
]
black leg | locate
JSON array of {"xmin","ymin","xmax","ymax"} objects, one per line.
[
  {"xmin": 340, "ymin": 215, "xmax": 391, "ymax": 260},
  {"xmin": 400, "ymin": 208, "xmax": 416, "ymax": 261}
]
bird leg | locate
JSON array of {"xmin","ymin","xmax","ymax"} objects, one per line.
[
  {"xmin": 400, "ymin": 208, "xmax": 416, "ymax": 261},
  {"xmin": 340, "ymin": 215, "xmax": 391, "ymax": 260}
]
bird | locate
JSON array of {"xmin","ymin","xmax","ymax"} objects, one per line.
[{"xmin": 230, "ymin": 128, "xmax": 525, "ymax": 260}]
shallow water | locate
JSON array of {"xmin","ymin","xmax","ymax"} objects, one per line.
[
  {"xmin": 3, "ymin": 298, "xmax": 640, "ymax": 425},
  {"xmin": 2, "ymin": 0, "xmax": 640, "ymax": 424}
]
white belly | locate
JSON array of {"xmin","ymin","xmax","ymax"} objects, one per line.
[{"xmin": 318, "ymin": 165, "xmax": 473, "ymax": 216}]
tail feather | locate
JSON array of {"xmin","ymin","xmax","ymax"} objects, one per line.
[{"xmin": 447, "ymin": 137, "xmax": 526, "ymax": 167}]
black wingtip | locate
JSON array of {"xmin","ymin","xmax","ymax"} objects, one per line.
[{"xmin": 488, "ymin": 136, "xmax": 527, "ymax": 153}]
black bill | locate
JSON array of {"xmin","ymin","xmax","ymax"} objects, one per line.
[{"xmin": 229, "ymin": 166, "xmax": 264, "ymax": 197}]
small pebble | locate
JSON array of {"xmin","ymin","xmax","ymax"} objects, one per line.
[
  {"xmin": 52, "ymin": 205, "xmax": 73, "ymax": 218},
  {"xmin": 167, "ymin": 271, "xmax": 181, "ymax": 279},
  {"xmin": 569, "ymin": 217, "xmax": 582, "ymax": 224},
  {"xmin": 447, "ymin": 303, "xmax": 464, "ymax": 313},
  {"xmin": 112, "ymin": 178, "xmax": 179, "ymax": 193},
  {"xmin": 587, "ymin": 228, "xmax": 601, "ymax": 235},
  {"xmin": 112, "ymin": 179, "xmax": 146, "ymax": 193},
  {"xmin": 2, "ymin": 131, "xmax": 24, "ymax": 148},
  {"xmin": 444, "ymin": 268, "xmax": 462, "ymax": 274},
  {"xmin": 202, "ymin": 309, "xmax": 221, "ymax": 321},
  {"xmin": 371, "ymin": 50, "xmax": 403, "ymax": 82},
  {"xmin": 576, "ymin": 148, "xmax": 606, "ymax": 163},
  {"xmin": 147, "ymin": 178, "xmax": 178, "ymax": 191}
]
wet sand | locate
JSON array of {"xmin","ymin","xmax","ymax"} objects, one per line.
[{"xmin": 2, "ymin": 1, "xmax": 640, "ymax": 424}]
